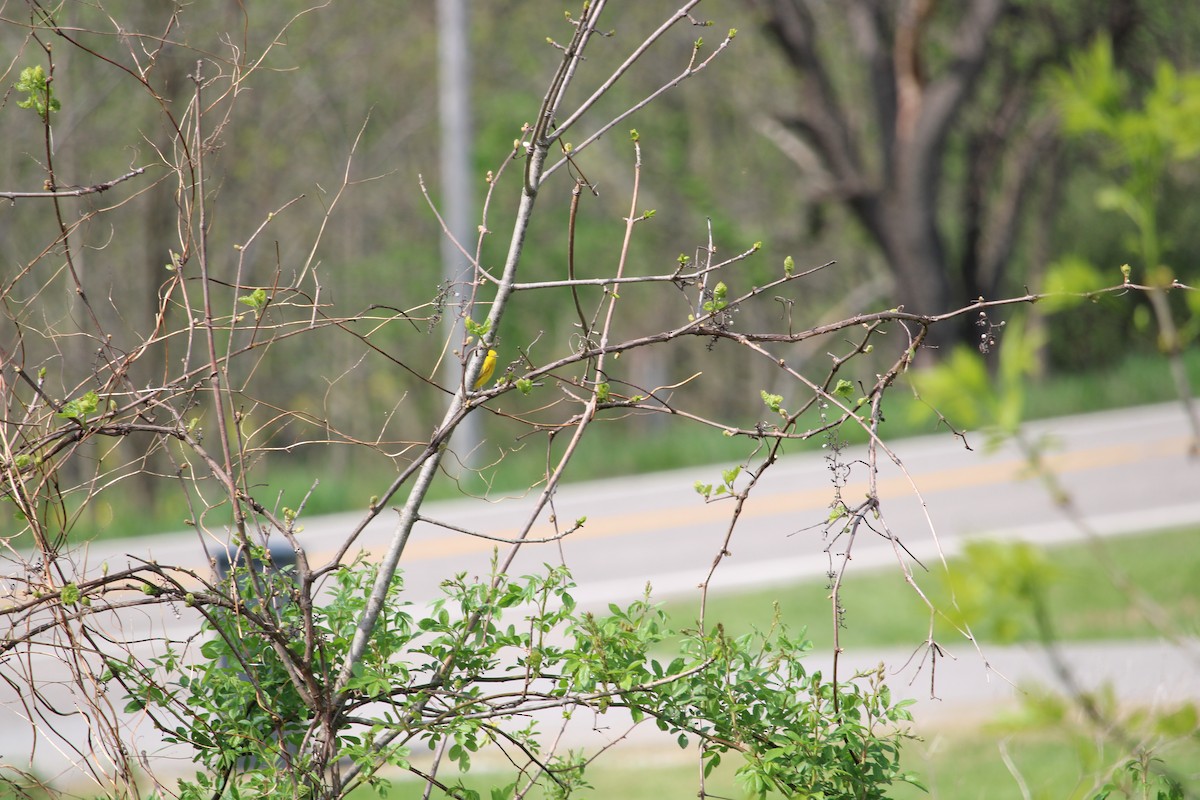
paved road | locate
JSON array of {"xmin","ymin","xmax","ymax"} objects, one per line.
[
  {"xmin": 4, "ymin": 402, "xmax": 1198, "ymax": 784},
  {"xmin": 88, "ymin": 400, "xmax": 1200, "ymax": 605}
]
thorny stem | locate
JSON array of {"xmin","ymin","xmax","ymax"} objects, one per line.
[
  {"xmin": 1145, "ymin": 285, "xmax": 1200, "ymax": 453},
  {"xmin": 489, "ymin": 136, "xmax": 644, "ymax": 580},
  {"xmin": 190, "ymin": 61, "xmax": 245, "ymax": 544},
  {"xmin": 1028, "ymin": 585, "xmax": 1193, "ymax": 794},
  {"xmin": 333, "ymin": 9, "xmax": 741, "ymax": 791},
  {"xmin": 0, "ymin": 166, "xmax": 147, "ymax": 200},
  {"xmin": 567, "ymin": 178, "xmax": 593, "ymax": 342},
  {"xmin": 327, "ymin": 2, "xmax": 607, "ymax": 763}
]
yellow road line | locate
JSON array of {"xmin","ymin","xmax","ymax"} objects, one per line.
[{"xmin": 331, "ymin": 435, "xmax": 1192, "ymax": 564}]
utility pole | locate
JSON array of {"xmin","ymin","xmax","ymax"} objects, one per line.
[{"xmin": 437, "ymin": 0, "xmax": 479, "ymax": 469}]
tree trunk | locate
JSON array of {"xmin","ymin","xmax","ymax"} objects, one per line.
[{"xmin": 748, "ymin": 0, "xmax": 1142, "ymax": 357}]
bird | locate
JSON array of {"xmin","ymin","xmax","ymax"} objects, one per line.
[{"xmin": 473, "ymin": 349, "xmax": 497, "ymax": 390}]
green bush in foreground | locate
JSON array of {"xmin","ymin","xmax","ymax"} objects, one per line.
[{"xmin": 122, "ymin": 553, "xmax": 918, "ymax": 799}]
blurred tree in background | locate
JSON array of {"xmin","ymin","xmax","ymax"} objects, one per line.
[
  {"xmin": 2, "ymin": 1, "xmax": 1198, "ymax": 534},
  {"xmin": 744, "ymin": 0, "xmax": 1200, "ymax": 353}
]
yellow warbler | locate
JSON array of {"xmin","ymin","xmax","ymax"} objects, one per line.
[{"xmin": 473, "ymin": 349, "xmax": 497, "ymax": 389}]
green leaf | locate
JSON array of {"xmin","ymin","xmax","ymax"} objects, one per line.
[
  {"xmin": 1042, "ymin": 256, "xmax": 1109, "ymax": 313},
  {"xmin": 490, "ymin": 783, "xmax": 520, "ymax": 800},
  {"xmin": 60, "ymin": 582, "xmax": 80, "ymax": 605},
  {"xmin": 1155, "ymin": 703, "xmax": 1198, "ymax": 737},
  {"xmin": 906, "ymin": 346, "xmax": 991, "ymax": 430},
  {"xmin": 237, "ymin": 287, "xmax": 268, "ymax": 312},
  {"xmin": 15, "ymin": 65, "xmax": 61, "ymax": 116},
  {"xmin": 464, "ymin": 316, "xmax": 491, "ymax": 338},
  {"xmin": 703, "ymin": 281, "xmax": 729, "ymax": 313},
  {"xmin": 58, "ymin": 391, "xmax": 99, "ymax": 422},
  {"xmin": 722, "ymin": 466, "xmax": 741, "ymax": 488}
]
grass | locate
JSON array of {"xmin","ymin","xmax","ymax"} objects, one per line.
[
  {"xmin": 661, "ymin": 525, "xmax": 1200, "ymax": 651},
  {"xmin": 353, "ymin": 727, "xmax": 1200, "ymax": 800},
  {"xmin": 891, "ymin": 728, "xmax": 1200, "ymax": 800},
  {"xmin": 345, "ymin": 760, "xmax": 745, "ymax": 800},
  {"xmin": 1021, "ymin": 344, "xmax": 1200, "ymax": 422},
  {"xmin": 20, "ymin": 724, "xmax": 1195, "ymax": 800}
]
